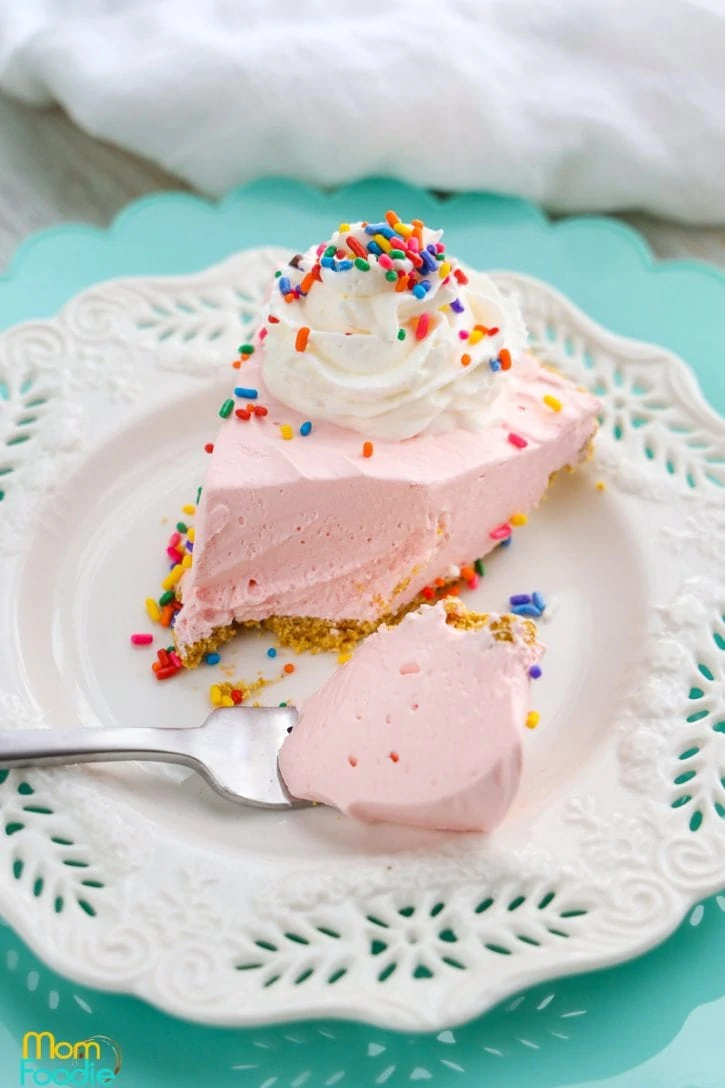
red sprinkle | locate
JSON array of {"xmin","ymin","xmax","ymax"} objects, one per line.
[
  {"xmin": 254, "ymin": 405, "xmax": 269, "ymax": 417},
  {"xmin": 378, "ymin": 254, "xmax": 394, "ymax": 270},
  {"xmin": 155, "ymin": 665, "xmax": 179, "ymax": 681},
  {"xmin": 170, "ymin": 651, "xmax": 183, "ymax": 669},
  {"xmin": 157, "ymin": 648, "xmax": 171, "ymax": 668},
  {"xmin": 130, "ymin": 633, "xmax": 153, "ymax": 646},
  {"xmin": 230, "ymin": 688, "xmax": 244, "ymax": 705},
  {"xmin": 347, "ymin": 235, "xmax": 367, "ymax": 259},
  {"xmin": 167, "ymin": 546, "xmax": 183, "ymax": 563},
  {"xmin": 258, "ymin": 327, "xmax": 268, "ymax": 341},
  {"xmin": 508, "ymin": 432, "xmax": 528, "ymax": 449},
  {"xmin": 406, "ymin": 249, "xmax": 424, "ymax": 269},
  {"xmin": 389, "ymin": 751, "xmax": 400, "ymax": 763},
  {"xmin": 415, "ymin": 313, "xmax": 431, "ymax": 340},
  {"xmin": 362, "ymin": 441, "xmax": 374, "ymax": 458},
  {"xmin": 168, "ymin": 531, "xmax": 181, "ymax": 548},
  {"xmin": 268, "ymin": 314, "xmax": 280, "ymax": 324},
  {"xmin": 490, "ymin": 523, "xmax": 512, "ymax": 541},
  {"xmin": 454, "ymin": 268, "xmax": 469, "ymax": 285},
  {"xmin": 204, "ymin": 443, "xmax": 214, "ymax": 453},
  {"xmin": 422, "ymin": 586, "xmax": 436, "ymax": 600},
  {"xmin": 295, "ymin": 326, "xmax": 310, "ymax": 352},
  {"xmin": 488, "ymin": 326, "xmax": 500, "ymax": 336},
  {"xmin": 235, "ymin": 408, "xmax": 251, "ymax": 420}
]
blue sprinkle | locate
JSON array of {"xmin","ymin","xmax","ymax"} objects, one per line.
[
  {"xmin": 498, "ymin": 536, "xmax": 512, "ymax": 548},
  {"xmin": 278, "ymin": 276, "xmax": 292, "ymax": 295},
  {"xmin": 450, "ymin": 298, "xmax": 465, "ymax": 314},
  {"xmin": 509, "ymin": 593, "xmax": 532, "ymax": 606},
  {"xmin": 419, "ymin": 279, "xmax": 431, "ymax": 292},
  {"xmin": 300, "ymin": 421, "xmax": 312, "ymax": 436},
  {"xmin": 419, "ymin": 250, "xmax": 437, "ymax": 273},
  {"xmin": 364, "ymin": 222, "xmax": 391, "ymax": 235},
  {"xmin": 489, "ymin": 359, "xmax": 501, "ymax": 372},
  {"xmin": 412, "ymin": 284, "xmax": 427, "ymax": 299},
  {"xmin": 186, "ymin": 540, "xmax": 194, "ymax": 552},
  {"xmin": 337, "ymin": 259, "xmax": 353, "ymax": 270},
  {"xmin": 367, "ymin": 241, "xmax": 382, "ymax": 256},
  {"xmin": 169, "ymin": 613, "xmax": 177, "ymax": 628},
  {"xmin": 426, "ymin": 243, "xmax": 437, "ymax": 254},
  {"xmin": 511, "ymin": 604, "xmax": 541, "ymax": 618},
  {"xmin": 529, "ymin": 665, "xmax": 542, "ymax": 679},
  {"xmin": 532, "ymin": 591, "xmax": 546, "ymax": 613},
  {"xmin": 267, "ymin": 647, "xmax": 277, "ymax": 658},
  {"xmin": 234, "ymin": 387, "xmax": 258, "ymax": 399},
  {"xmin": 320, "ymin": 256, "xmax": 335, "ymax": 268},
  {"xmin": 205, "ymin": 653, "xmax": 221, "ymax": 665}
]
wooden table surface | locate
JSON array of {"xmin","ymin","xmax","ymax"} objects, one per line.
[{"xmin": 2, "ymin": 92, "xmax": 725, "ymax": 273}]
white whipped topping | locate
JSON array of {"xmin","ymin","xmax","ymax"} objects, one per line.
[{"xmin": 261, "ymin": 222, "xmax": 527, "ymax": 440}]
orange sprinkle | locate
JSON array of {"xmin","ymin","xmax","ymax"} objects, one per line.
[
  {"xmin": 385, "ymin": 209, "xmax": 399, "ymax": 228},
  {"xmin": 412, "ymin": 218, "xmax": 424, "ymax": 246},
  {"xmin": 460, "ymin": 566, "xmax": 475, "ymax": 581},
  {"xmin": 295, "ymin": 326, "xmax": 310, "ymax": 352},
  {"xmin": 395, "ymin": 273, "xmax": 407, "ymax": 292},
  {"xmin": 300, "ymin": 271, "xmax": 316, "ymax": 294},
  {"xmin": 363, "ymin": 441, "xmax": 374, "ymax": 458},
  {"xmin": 152, "ymin": 661, "xmax": 162, "ymax": 673},
  {"xmin": 284, "ymin": 293, "xmax": 296, "ymax": 304},
  {"xmin": 159, "ymin": 605, "xmax": 173, "ymax": 628},
  {"xmin": 389, "ymin": 751, "xmax": 400, "ymax": 763},
  {"xmin": 434, "ymin": 577, "xmax": 446, "ymax": 587},
  {"xmin": 461, "ymin": 353, "xmax": 471, "ymax": 366},
  {"xmin": 283, "ymin": 663, "xmax": 295, "ymax": 675},
  {"xmin": 444, "ymin": 585, "xmax": 461, "ymax": 597},
  {"xmin": 499, "ymin": 348, "xmax": 512, "ymax": 371},
  {"xmin": 232, "ymin": 359, "xmax": 242, "ymax": 369}
]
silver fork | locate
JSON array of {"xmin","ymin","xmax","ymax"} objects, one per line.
[{"xmin": 0, "ymin": 706, "xmax": 305, "ymax": 808}]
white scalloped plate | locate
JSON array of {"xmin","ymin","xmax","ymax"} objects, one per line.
[{"xmin": 0, "ymin": 250, "xmax": 724, "ymax": 1030}]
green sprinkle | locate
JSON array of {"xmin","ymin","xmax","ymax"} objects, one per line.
[
  {"xmin": 389, "ymin": 249, "xmax": 406, "ymax": 259},
  {"xmin": 354, "ymin": 258, "xmax": 370, "ymax": 272},
  {"xmin": 385, "ymin": 270, "xmax": 397, "ymax": 283},
  {"xmin": 435, "ymin": 252, "xmax": 445, "ymax": 260},
  {"xmin": 397, "ymin": 329, "xmax": 406, "ymax": 340},
  {"xmin": 275, "ymin": 270, "xmax": 282, "ymax": 278},
  {"xmin": 219, "ymin": 399, "xmax": 234, "ymax": 419},
  {"xmin": 474, "ymin": 558, "xmax": 485, "ymax": 577},
  {"xmin": 196, "ymin": 486, "xmax": 202, "ymax": 504},
  {"xmin": 238, "ymin": 343, "xmax": 255, "ymax": 355},
  {"xmin": 324, "ymin": 245, "xmax": 337, "ymax": 258},
  {"xmin": 176, "ymin": 521, "xmax": 188, "ymax": 534},
  {"xmin": 159, "ymin": 590, "xmax": 175, "ymax": 606},
  {"xmin": 167, "ymin": 646, "xmax": 175, "ymax": 654},
  {"xmin": 279, "ymin": 701, "xmax": 288, "ymax": 708}
]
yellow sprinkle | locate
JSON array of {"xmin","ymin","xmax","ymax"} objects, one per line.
[
  {"xmin": 145, "ymin": 597, "xmax": 161, "ymax": 622},
  {"xmin": 438, "ymin": 304, "xmax": 451, "ymax": 313},
  {"xmin": 161, "ymin": 565, "xmax": 184, "ymax": 591},
  {"xmin": 526, "ymin": 711, "xmax": 540, "ymax": 730},
  {"xmin": 468, "ymin": 329, "xmax": 484, "ymax": 345},
  {"xmin": 439, "ymin": 261, "xmax": 451, "ymax": 279},
  {"xmin": 543, "ymin": 394, "xmax": 563, "ymax": 412},
  {"xmin": 187, "ymin": 527, "xmax": 196, "ymax": 542},
  {"xmin": 394, "ymin": 221, "xmax": 413, "ymax": 237},
  {"xmin": 182, "ymin": 503, "xmax": 196, "ymax": 516},
  {"xmin": 339, "ymin": 222, "xmax": 351, "ymax": 232},
  {"xmin": 280, "ymin": 424, "xmax": 293, "ymax": 441},
  {"xmin": 595, "ymin": 480, "xmax": 606, "ymax": 492},
  {"xmin": 210, "ymin": 684, "xmax": 222, "ymax": 707},
  {"xmin": 221, "ymin": 696, "xmax": 235, "ymax": 708},
  {"xmin": 337, "ymin": 652, "xmax": 353, "ymax": 665},
  {"xmin": 510, "ymin": 513, "xmax": 528, "ymax": 526},
  {"xmin": 181, "ymin": 554, "xmax": 193, "ymax": 569},
  {"xmin": 373, "ymin": 233, "xmax": 392, "ymax": 254}
]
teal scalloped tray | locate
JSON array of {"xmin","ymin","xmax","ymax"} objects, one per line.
[{"xmin": 1, "ymin": 180, "xmax": 724, "ymax": 1088}]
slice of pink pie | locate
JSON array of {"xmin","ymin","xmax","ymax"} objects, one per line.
[{"xmin": 173, "ymin": 217, "xmax": 598, "ymax": 664}]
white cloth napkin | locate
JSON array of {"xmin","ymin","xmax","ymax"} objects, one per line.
[{"xmin": 1, "ymin": 0, "xmax": 725, "ymax": 223}]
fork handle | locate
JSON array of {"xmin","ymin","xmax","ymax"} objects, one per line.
[{"xmin": 0, "ymin": 726, "xmax": 203, "ymax": 772}]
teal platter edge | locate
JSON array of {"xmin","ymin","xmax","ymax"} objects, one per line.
[{"xmin": 0, "ymin": 178, "xmax": 723, "ymax": 1088}]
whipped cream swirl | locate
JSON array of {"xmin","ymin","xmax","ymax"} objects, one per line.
[{"xmin": 261, "ymin": 220, "xmax": 527, "ymax": 440}]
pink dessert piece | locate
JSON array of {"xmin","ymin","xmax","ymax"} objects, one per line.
[
  {"xmin": 278, "ymin": 601, "xmax": 544, "ymax": 832},
  {"xmin": 174, "ymin": 352, "xmax": 598, "ymax": 659}
]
